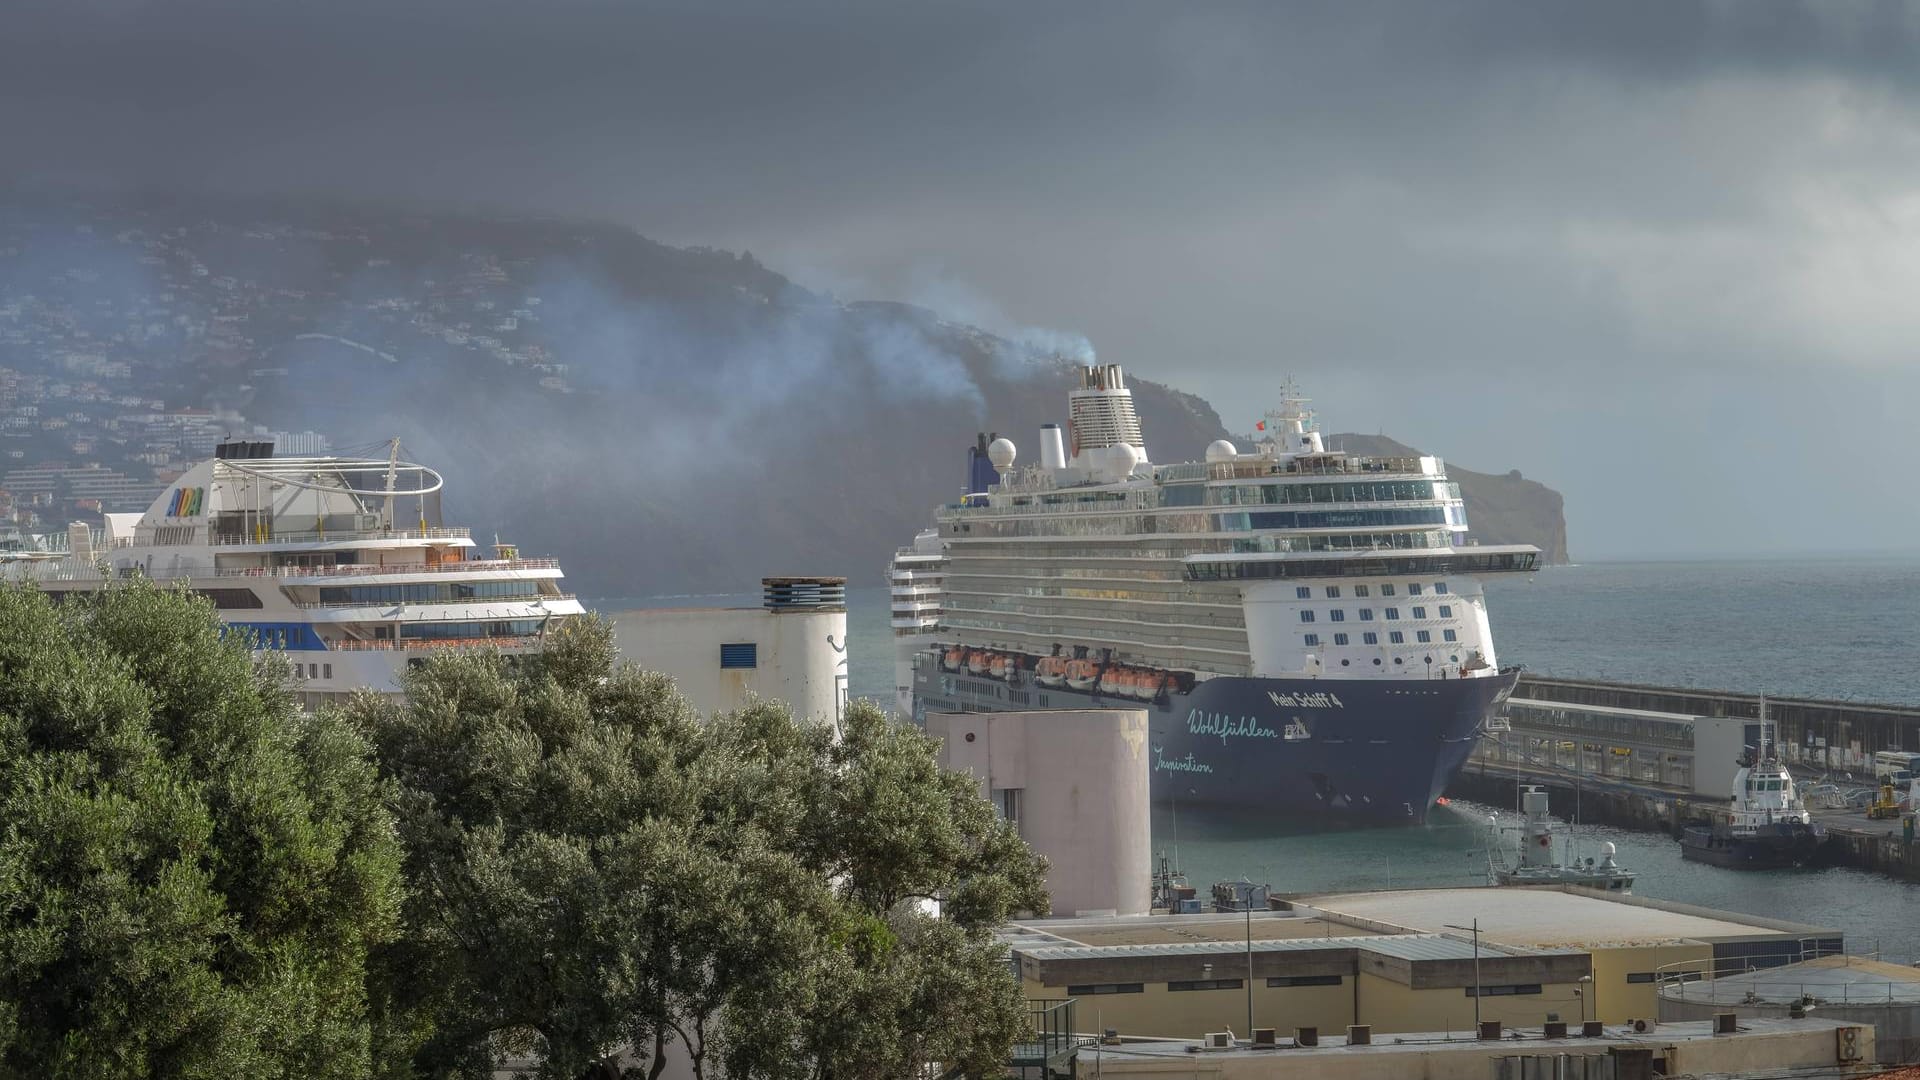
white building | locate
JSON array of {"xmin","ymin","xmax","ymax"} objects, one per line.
[{"xmin": 613, "ymin": 577, "xmax": 849, "ymax": 729}]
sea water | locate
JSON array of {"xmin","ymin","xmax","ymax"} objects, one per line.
[{"xmin": 604, "ymin": 556, "xmax": 1920, "ymax": 959}]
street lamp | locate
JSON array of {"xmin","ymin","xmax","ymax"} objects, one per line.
[
  {"xmin": 1576, "ymin": 974, "xmax": 1593, "ymax": 1025},
  {"xmin": 1443, "ymin": 920, "xmax": 1482, "ymax": 1031}
]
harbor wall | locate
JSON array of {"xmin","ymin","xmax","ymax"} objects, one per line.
[{"xmin": 1449, "ymin": 759, "xmax": 1920, "ymax": 884}]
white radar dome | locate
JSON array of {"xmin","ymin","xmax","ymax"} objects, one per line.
[
  {"xmin": 1601, "ymin": 841, "xmax": 1617, "ymax": 857},
  {"xmin": 1205, "ymin": 439, "xmax": 1238, "ymax": 463},
  {"xmin": 1108, "ymin": 442, "xmax": 1142, "ymax": 476},
  {"xmin": 987, "ymin": 437, "xmax": 1017, "ymax": 469}
]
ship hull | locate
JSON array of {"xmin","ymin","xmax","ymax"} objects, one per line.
[
  {"xmin": 1679, "ymin": 824, "xmax": 1832, "ymax": 870},
  {"xmin": 913, "ymin": 658, "xmax": 1516, "ymax": 825}
]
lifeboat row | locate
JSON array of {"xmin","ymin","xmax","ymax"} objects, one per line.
[{"xmin": 941, "ymin": 646, "xmax": 1173, "ymax": 701}]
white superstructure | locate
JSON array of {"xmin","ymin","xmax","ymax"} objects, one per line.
[
  {"xmin": 2, "ymin": 438, "xmax": 584, "ymax": 709},
  {"xmin": 912, "ymin": 369, "xmax": 1538, "ymax": 688},
  {"xmin": 888, "ymin": 527, "xmax": 946, "ymax": 717}
]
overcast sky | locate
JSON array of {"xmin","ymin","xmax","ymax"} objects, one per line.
[{"xmin": 5, "ymin": 0, "xmax": 1918, "ymax": 558}]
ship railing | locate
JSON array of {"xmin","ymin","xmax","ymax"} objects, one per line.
[
  {"xmin": 235, "ymin": 558, "xmax": 561, "ymax": 578},
  {"xmin": 1208, "ymin": 456, "xmax": 1437, "ymax": 480},
  {"xmin": 210, "ymin": 526, "xmax": 472, "ymax": 546},
  {"xmin": 328, "ymin": 634, "xmax": 549, "ymax": 652},
  {"xmin": 291, "ymin": 593, "xmax": 575, "ymax": 610}
]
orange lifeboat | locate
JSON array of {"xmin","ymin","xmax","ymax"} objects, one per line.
[
  {"xmin": 989, "ymin": 654, "xmax": 1010, "ymax": 679},
  {"xmin": 942, "ymin": 647, "xmax": 964, "ymax": 672},
  {"xmin": 1138, "ymin": 670, "xmax": 1167, "ymax": 700},
  {"xmin": 1035, "ymin": 656, "xmax": 1068, "ymax": 687},
  {"xmin": 1065, "ymin": 659, "xmax": 1098, "ymax": 692},
  {"xmin": 968, "ymin": 650, "xmax": 991, "ymax": 675}
]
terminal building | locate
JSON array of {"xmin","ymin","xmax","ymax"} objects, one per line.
[
  {"xmin": 1001, "ymin": 885, "xmax": 1841, "ymax": 1044},
  {"xmin": 1478, "ymin": 675, "xmax": 1920, "ymax": 793}
]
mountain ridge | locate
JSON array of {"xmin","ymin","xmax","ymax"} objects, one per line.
[{"xmin": 0, "ymin": 192, "xmax": 1568, "ymax": 593}]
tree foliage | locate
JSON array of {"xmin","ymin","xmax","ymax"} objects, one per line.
[
  {"xmin": 348, "ymin": 615, "xmax": 1048, "ymax": 1079},
  {"xmin": 0, "ymin": 582, "xmax": 405, "ymax": 1080}
]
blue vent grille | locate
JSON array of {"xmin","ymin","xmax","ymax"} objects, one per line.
[{"xmin": 720, "ymin": 643, "xmax": 758, "ymax": 669}]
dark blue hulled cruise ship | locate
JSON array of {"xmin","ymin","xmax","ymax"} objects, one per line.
[{"xmin": 889, "ymin": 367, "xmax": 1537, "ymax": 824}]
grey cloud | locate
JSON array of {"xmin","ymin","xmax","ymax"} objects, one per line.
[{"xmin": 5, "ymin": 0, "xmax": 1920, "ymax": 557}]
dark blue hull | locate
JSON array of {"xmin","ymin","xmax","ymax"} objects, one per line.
[
  {"xmin": 914, "ymin": 659, "xmax": 1516, "ymax": 825},
  {"xmin": 1679, "ymin": 824, "xmax": 1832, "ymax": 870}
]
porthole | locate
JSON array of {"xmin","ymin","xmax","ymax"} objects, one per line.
[
  {"xmin": 1393, "ymin": 658, "xmax": 1403, "ymax": 665},
  {"xmin": 1341, "ymin": 659, "xmax": 1350, "ymax": 666},
  {"xmin": 1372, "ymin": 659, "xmax": 1382, "ymax": 666},
  {"xmin": 1450, "ymin": 655, "xmax": 1459, "ymax": 663}
]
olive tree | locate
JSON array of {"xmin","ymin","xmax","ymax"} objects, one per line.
[
  {"xmin": 349, "ymin": 616, "xmax": 1046, "ymax": 1079},
  {"xmin": 0, "ymin": 582, "xmax": 405, "ymax": 1080}
]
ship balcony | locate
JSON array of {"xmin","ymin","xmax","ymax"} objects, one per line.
[
  {"xmin": 891, "ymin": 584, "xmax": 943, "ymax": 598},
  {"xmin": 293, "ymin": 593, "xmax": 576, "ymax": 611},
  {"xmin": 233, "ymin": 557, "xmax": 563, "ymax": 581},
  {"xmin": 211, "ymin": 525, "xmax": 471, "ymax": 546},
  {"xmin": 327, "ymin": 634, "xmax": 549, "ymax": 652}
]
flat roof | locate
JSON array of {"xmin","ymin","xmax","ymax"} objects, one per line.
[
  {"xmin": 1292, "ymin": 887, "xmax": 1840, "ymax": 948},
  {"xmin": 1083, "ymin": 1017, "xmax": 1859, "ymax": 1063},
  {"xmin": 1017, "ymin": 912, "xmax": 1373, "ymax": 948},
  {"xmin": 1019, "ymin": 934, "xmax": 1502, "ymax": 964},
  {"xmin": 1663, "ymin": 955, "xmax": 1920, "ymax": 1005}
]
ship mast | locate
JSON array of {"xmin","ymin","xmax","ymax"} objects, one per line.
[{"xmin": 382, "ymin": 437, "xmax": 401, "ymax": 531}]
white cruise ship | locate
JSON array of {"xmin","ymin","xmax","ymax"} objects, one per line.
[
  {"xmin": 892, "ymin": 366, "xmax": 1539, "ymax": 823},
  {"xmin": 1, "ymin": 438, "xmax": 583, "ymax": 709}
]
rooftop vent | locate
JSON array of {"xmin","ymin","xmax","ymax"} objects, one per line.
[{"xmin": 762, "ymin": 576, "xmax": 847, "ymax": 612}]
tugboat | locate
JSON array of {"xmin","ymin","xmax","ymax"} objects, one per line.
[
  {"xmin": 1487, "ymin": 786, "xmax": 1635, "ymax": 892},
  {"xmin": 1680, "ymin": 714, "xmax": 1830, "ymax": 869}
]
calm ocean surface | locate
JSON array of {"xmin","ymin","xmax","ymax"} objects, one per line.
[{"xmin": 603, "ymin": 557, "xmax": 1920, "ymax": 960}]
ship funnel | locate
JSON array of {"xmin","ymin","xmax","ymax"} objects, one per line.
[
  {"xmin": 1039, "ymin": 423, "xmax": 1067, "ymax": 470},
  {"xmin": 1068, "ymin": 364, "xmax": 1148, "ymax": 464}
]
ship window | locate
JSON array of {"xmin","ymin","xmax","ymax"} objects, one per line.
[
  {"xmin": 1389, "ymin": 631, "xmax": 1405, "ymax": 644},
  {"xmin": 1434, "ymin": 582, "xmax": 1449, "ymax": 594},
  {"xmin": 323, "ymin": 663, "xmax": 332, "ymax": 679},
  {"xmin": 1358, "ymin": 608, "xmax": 1374, "ymax": 621},
  {"xmin": 1363, "ymin": 632, "xmax": 1378, "ymax": 645},
  {"xmin": 1303, "ymin": 634, "xmax": 1320, "ymax": 646},
  {"xmin": 1439, "ymin": 605, "xmax": 1453, "ymax": 618},
  {"xmin": 1353, "ymin": 585, "xmax": 1370, "ymax": 597},
  {"xmin": 1412, "ymin": 606, "xmax": 1427, "ymax": 619},
  {"xmin": 719, "ymin": 643, "xmax": 758, "ymax": 669},
  {"xmin": 1384, "ymin": 608, "xmax": 1400, "ymax": 620},
  {"xmin": 1295, "ymin": 586, "xmax": 1312, "ymax": 599},
  {"xmin": 1443, "ymin": 629, "xmax": 1458, "ymax": 642},
  {"xmin": 1324, "ymin": 586, "xmax": 1340, "ymax": 598},
  {"xmin": 1373, "ymin": 658, "xmax": 1382, "ymax": 665},
  {"xmin": 1380, "ymin": 584, "xmax": 1396, "ymax": 596},
  {"xmin": 1408, "ymin": 583, "xmax": 1423, "ymax": 595},
  {"xmin": 1393, "ymin": 657, "xmax": 1403, "ymax": 664},
  {"xmin": 1416, "ymin": 631, "xmax": 1432, "ymax": 643},
  {"xmin": 1329, "ymin": 610, "xmax": 1345, "ymax": 622},
  {"xmin": 1299, "ymin": 610, "xmax": 1315, "ymax": 623},
  {"xmin": 1333, "ymin": 633, "xmax": 1349, "ymax": 646}
]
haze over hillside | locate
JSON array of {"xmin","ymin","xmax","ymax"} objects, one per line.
[{"xmin": 0, "ymin": 193, "xmax": 1567, "ymax": 593}]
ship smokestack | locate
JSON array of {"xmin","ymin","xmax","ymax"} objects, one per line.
[
  {"xmin": 1067, "ymin": 364, "xmax": 1148, "ymax": 464},
  {"xmin": 1039, "ymin": 423, "xmax": 1067, "ymax": 470}
]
